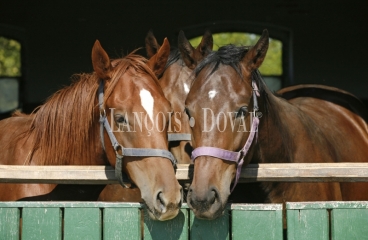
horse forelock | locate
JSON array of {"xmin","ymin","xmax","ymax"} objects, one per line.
[
  {"xmin": 165, "ymin": 48, "xmax": 182, "ymax": 70},
  {"xmin": 27, "ymin": 52, "xmax": 159, "ymax": 165},
  {"xmin": 194, "ymin": 45, "xmax": 249, "ymax": 78}
]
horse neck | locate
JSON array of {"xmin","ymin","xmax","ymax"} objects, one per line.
[
  {"xmin": 254, "ymin": 91, "xmax": 299, "ymax": 164},
  {"xmin": 255, "ymin": 90, "xmax": 338, "ymax": 165}
]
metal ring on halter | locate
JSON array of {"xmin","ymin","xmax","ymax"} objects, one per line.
[
  {"xmin": 238, "ymin": 149, "xmax": 245, "ymax": 162},
  {"xmin": 99, "ymin": 108, "xmax": 106, "ymax": 118},
  {"xmin": 114, "ymin": 144, "xmax": 124, "ymax": 159}
]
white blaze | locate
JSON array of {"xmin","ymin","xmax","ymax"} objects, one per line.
[
  {"xmin": 208, "ymin": 90, "xmax": 217, "ymax": 99},
  {"xmin": 139, "ymin": 89, "xmax": 154, "ymax": 122},
  {"xmin": 183, "ymin": 83, "xmax": 190, "ymax": 94}
]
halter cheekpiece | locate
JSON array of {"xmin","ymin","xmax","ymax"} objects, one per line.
[
  {"xmin": 191, "ymin": 78, "xmax": 260, "ymax": 192},
  {"xmin": 98, "ymin": 81, "xmax": 177, "ymax": 188}
]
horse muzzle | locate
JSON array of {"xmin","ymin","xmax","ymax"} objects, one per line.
[{"xmin": 145, "ymin": 186, "xmax": 183, "ymax": 221}]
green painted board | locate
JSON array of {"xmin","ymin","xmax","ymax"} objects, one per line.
[
  {"xmin": 64, "ymin": 207, "xmax": 101, "ymax": 240},
  {"xmin": 0, "ymin": 207, "xmax": 20, "ymax": 240},
  {"xmin": 103, "ymin": 207, "xmax": 141, "ymax": 240},
  {"xmin": 22, "ymin": 207, "xmax": 61, "ymax": 240},
  {"xmin": 331, "ymin": 208, "xmax": 368, "ymax": 240},
  {"xmin": 4, "ymin": 201, "xmax": 368, "ymax": 240},
  {"xmin": 287, "ymin": 209, "xmax": 329, "ymax": 240},
  {"xmin": 231, "ymin": 204, "xmax": 283, "ymax": 240},
  {"xmin": 286, "ymin": 201, "xmax": 368, "ymax": 210},
  {"xmin": 189, "ymin": 209, "xmax": 229, "ymax": 240},
  {"xmin": 144, "ymin": 206, "xmax": 189, "ymax": 240}
]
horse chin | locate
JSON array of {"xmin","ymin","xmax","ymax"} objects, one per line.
[
  {"xmin": 190, "ymin": 203, "xmax": 226, "ymax": 220},
  {"xmin": 146, "ymin": 202, "xmax": 179, "ymax": 221},
  {"xmin": 144, "ymin": 200, "xmax": 180, "ymax": 221},
  {"xmin": 187, "ymin": 188, "xmax": 228, "ymax": 220}
]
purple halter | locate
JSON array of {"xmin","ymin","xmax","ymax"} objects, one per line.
[{"xmin": 191, "ymin": 80, "xmax": 260, "ymax": 192}]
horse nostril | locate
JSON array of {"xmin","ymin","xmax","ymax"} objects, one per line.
[
  {"xmin": 209, "ymin": 187, "xmax": 219, "ymax": 205},
  {"xmin": 209, "ymin": 190, "xmax": 216, "ymax": 204},
  {"xmin": 157, "ymin": 191, "xmax": 165, "ymax": 209}
]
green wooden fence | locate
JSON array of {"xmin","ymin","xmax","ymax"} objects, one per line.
[
  {"xmin": 287, "ymin": 201, "xmax": 368, "ymax": 240},
  {"xmin": 1, "ymin": 201, "xmax": 367, "ymax": 239}
]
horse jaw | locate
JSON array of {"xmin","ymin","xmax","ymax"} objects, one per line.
[{"xmin": 125, "ymin": 157, "xmax": 183, "ymax": 221}]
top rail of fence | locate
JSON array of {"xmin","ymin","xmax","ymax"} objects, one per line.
[{"xmin": 1, "ymin": 163, "xmax": 368, "ymax": 184}]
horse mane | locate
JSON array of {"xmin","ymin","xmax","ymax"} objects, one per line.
[{"xmin": 26, "ymin": 52, "xmax": 156, "ymax": 165}]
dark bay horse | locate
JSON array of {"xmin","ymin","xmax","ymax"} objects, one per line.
[
  {"xmin": 185, "ymin": 29, "xmax": 368, "ymax": 219},
  {"xmin": 277, "ymin": 84, "xmax": 368, "ymax": 122},
  {"xmin": 98, "ymin": 30, "xmax": 214, "ymax": 202},
  {"xmin": 0, "ymin": 39, "xmax": 182, "ymax": 221}
]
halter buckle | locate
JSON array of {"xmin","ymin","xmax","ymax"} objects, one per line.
[
  {"xmin": 114, "ymin": 144, "xmax": 124, "ymax": 158},
  {"xmin": 238, "ymin": 149, "xmax": 245, "ymax": 163},
  {"xmin": 99, "ymin": 108, "xmax": 106, "ymax": 118}
]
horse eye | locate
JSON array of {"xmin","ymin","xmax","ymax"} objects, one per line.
[
  {"xmin": 236, "ymin": 106, "xmax": 248, "ymax": 118},
  {"xmin": 115, "ymin": 114, "xmax": 126, "ymax": 124}
]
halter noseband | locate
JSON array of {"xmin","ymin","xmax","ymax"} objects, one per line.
[
  {"xmin": 98, "ymin": 81, "xmax": 177, "ymax": 188},
  {"xmin": 168, "ymin": 133, "xmax": 191, "ymax": 142},
  {"xmin": 191, "ymin": 79, "xmax": 260, "ymax": 192}
]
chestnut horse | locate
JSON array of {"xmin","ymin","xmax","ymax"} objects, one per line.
[
  {"xmin": 98, "ymin": 30, "xmax": 213, "ymax": 201},
  {"xmin": 185, "ymin": 29, "xmax": 368, "ymax": 219},
  {"xmin": 0, "ymin": 39, "xmax": 182, "ymax": 221}
]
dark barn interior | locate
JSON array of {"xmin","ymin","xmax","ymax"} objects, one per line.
[{"xmin": 0, "ymin": 0, "xmax": 367, "ymax": 117}]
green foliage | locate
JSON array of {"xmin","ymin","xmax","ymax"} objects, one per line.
[
  {"xmin": 0, "ymin": 37, "xmax": 21, "ymax": 77},
  {"xmin": 189, "ymin": 32, "xmax": 282, "ymax": 75}
]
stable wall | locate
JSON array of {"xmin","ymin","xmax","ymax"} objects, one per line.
[{"xmin": 0, "ymin": 0, "xmax": 367, "ymax": 107}]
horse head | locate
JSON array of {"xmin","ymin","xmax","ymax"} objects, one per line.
[
  {"xmin": 145, "ymin": 30, "xmax": 213, "ymax": 165},
  {"xmin": 92, "ymin": 39, "xmax": 182, "ymax": 221},
  {"xmin": 185, "ymin": 30, "xmax": 269, "ymax": 219}
]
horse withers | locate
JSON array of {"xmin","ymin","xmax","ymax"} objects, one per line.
[
  {"xmin": 185, "ymin": 29, "xmax": 368, "ymax": 220},
  {"xmin": 0, "ymin": 39, "xmax": 182, "ymax": 221}
]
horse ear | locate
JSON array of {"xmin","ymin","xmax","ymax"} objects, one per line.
[
  {"xmin": 147, "ymin": 37, "xmax": 170, "ymax": 77},
  {"xmin": 242, "ymin": 29, "xmax": 269, "ymax": 71},
  {"xmin": 91, "ymin": 40, "xmax": 112, "ymax": 80},
  {"xmin": 179, "ymin": 30, "xmax": 213, "ymax": 70},
  {"xmin": 145, "ymin": 30, "xmax": 161, "ymax": 59},
  {"xmin": 195, "ymin": 29, "xmax": 213, "ymax": 58},
  {"xmin": 178, "ymin": 30, "xmax": 197, "ymax": 69}
]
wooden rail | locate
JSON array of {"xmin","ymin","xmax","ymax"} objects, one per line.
[{"xmin": 1, "ymin": 163, "xmax": 368, "ymax": 184}]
